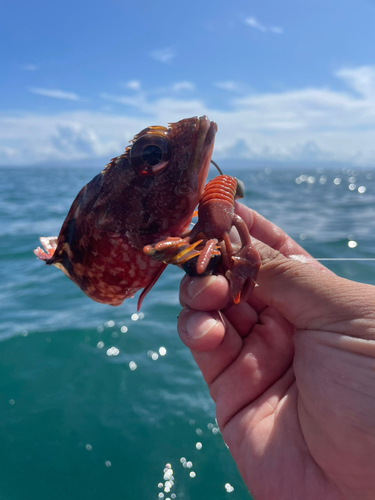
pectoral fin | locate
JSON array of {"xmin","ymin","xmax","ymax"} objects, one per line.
[
  {"xmin": 34, "ymin": 236, "xmax": 58, "ymax": 261},
  {"xmin": 137, "ymin": 263, "xmax": 167, "ymax": 311}
]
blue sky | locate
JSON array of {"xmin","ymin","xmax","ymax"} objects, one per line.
[{"xmin": 2, "ymin": 0, "xmax": 375, "ymax": 166}]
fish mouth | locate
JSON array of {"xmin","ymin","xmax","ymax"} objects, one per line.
[
  {"xmin": 190, "ymin": 115, "xmax": 218, "ymax": 197},
  {"xmin": 164, "ymin": 115, "xmax": 217, "ymax": 236}
]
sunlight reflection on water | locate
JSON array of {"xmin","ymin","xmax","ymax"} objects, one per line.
[{"xmin": 1, "ymin": 165, "xmax": 375, "ymax": 499}]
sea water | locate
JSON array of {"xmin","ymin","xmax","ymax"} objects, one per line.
[{"xmin": 1, "ymin": 165, "xmax": 375, "ymax": 500}]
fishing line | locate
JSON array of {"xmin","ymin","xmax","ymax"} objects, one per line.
[
  {"xmin": 210, "ymin": 159, "xmax": 223, "ymax": 175},
  {"xmin": 207, "ymin": 163, "xmax": 374, "ymax": 265},
  {"xmin": 315, "ymin": 258, "xmax": 375, "ymax": 261}
]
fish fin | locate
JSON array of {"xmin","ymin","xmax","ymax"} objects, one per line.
[
  {"xmin": 33, "ymin": 236, "xmax": 58, "ymax": 261},
  {"xmin": 137, "ymin": 263, "xmax": 167, "ymax": 311}
]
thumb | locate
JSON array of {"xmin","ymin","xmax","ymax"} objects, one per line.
[{"xmin": 252, "ymin": 239, "xmax": 375, "ymax": 338}]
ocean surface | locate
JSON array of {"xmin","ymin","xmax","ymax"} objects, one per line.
[{"xmin": 1, "ymin": 164, "xmax": 375, "ymax": 500}]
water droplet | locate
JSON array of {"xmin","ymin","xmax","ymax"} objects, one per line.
[
  {"xmin": 97, "ymin": 326, "xmax": 104, "ymax": 333},
  {"xmin": 159, "ymin": 346, "xmax": 167, "ymax": 356},
  {"xmin": 358, "ymin": 186, "xmax": 366, "ymax": 193},
  {"xmin": 196, "ymin": 442, "xmax": 202, "ymax": 450},
  {"xmin": 105, "ymin": 320, "xmax": 115, "ymax": 328},
  {"xmin": 9, "ymin": 399, "xmax": 15, "ymax": 405},
  {"xmin": 189, "ymin": 471, "xmax": 196, "ymax": 478},
  {"xmin": 97, "ymin": 341, "xmax": 104, "ymax": 349},
  {"xmin": 180, "ymin": 457, "xmax": 186, "ymax": 464},
  {"xmin": 120, "ymin": 326, "xmax": 128, "ymax": 333},
  {"xmin": 131, "ymin": 313, "xmax": 139, "ymax": 321},
  {"xmin": 348, "ymin": 240, "xmax": 357, "ymax": 248},
  {"xmin": 129, "ymin": 361, "xmax": 137, "ymax": 371},
  {"xmin": 334, "ymin": 177, "xmax": 342, "ymax": 185},
  {"xmin": 21, "ymin": 330, "xmax": 28, "ymax": 337},
  {"xmin": 196, "ymin": 428, "xmax": 203, "ymax": 436},
  {"xmin": 151, "ymin": 352, "xmax": 159, "ymax": 361},
  {"xmin": 307, "ymin": 176, "xmax": 316, "ymax": 184},
  {"xmin": 348, "ymin": 183, "xmax": 356, "ymax": 190},
  {"xmin": 85, "ymin": 444, "xmax": 92, "ymax": 451},
  {"xmin": 106, "ymin": 347, "xmax": 120, "ymax": 356},
  {"xmin": 225, "ymin": 483, "xmax": 235, "ymax": 492},
  {"xmin": 299, "ymin": 233, "xmax": 307, "ymax": 240},
  {"xmin": 319, "ymin": 176, "xmax": 327, "ymax": 185},
  {"xmin": 105, "ymin": 461, "xmax": 112, "ymax": 467}
]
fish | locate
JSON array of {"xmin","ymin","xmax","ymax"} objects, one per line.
[{"xmin": 34, "ymin": 116, "xmax": 218, "ymax": 309}]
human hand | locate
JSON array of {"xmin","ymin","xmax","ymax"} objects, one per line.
[{"xmin": 178, "ymin": 202, "xmax": 375, "ymax": 500}]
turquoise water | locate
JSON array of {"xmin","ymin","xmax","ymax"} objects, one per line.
[{"xmin": 1, "ymin": 165, "xmax": 375, "ymax": 500}]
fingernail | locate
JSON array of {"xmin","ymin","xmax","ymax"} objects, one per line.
[
  {"xmin": 185, "ymin": 312, "xmax": 219, "ymax": 340},
  {"xmin": 187, "ymin": 275, "xmax": 217, "ymax": 300},
  {"xmin": 229, "ymin": 226, "xmax": 240, "ymax": 245}
]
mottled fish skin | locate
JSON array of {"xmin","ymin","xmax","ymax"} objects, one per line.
[{"xmin": 35, "ymin": 116, "xmax": 217, "ymax": 307}]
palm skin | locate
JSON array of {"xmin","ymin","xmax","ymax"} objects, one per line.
[{"xmin": 177, "ymin": 203, "xmax": 375, "ymax": 500}]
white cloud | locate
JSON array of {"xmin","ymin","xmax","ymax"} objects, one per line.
[
  {"xmin": 29, "ymin": 87, "xmax": 82, "ymax": 101},
  {"xmin": 100, "ymin": 92, "xmax": 149, "ymax": 110},
  {"xmin": 102, "ymin": 92, "xmax": 205, "ymax": 119},
  {"xmin": 0, "ymin": 112, "xmax": 147, "ymax": 164},
  {"xmin": 171, "ymin": 81, "xmax": 195, "ymax": 92},
  {"xmin": 335, "ymin": 66, "xmax": 375, "ymax": 100},
  {"xmin": 245, "ymin": 16, "xmax": 266, "ymax": 32},
  {"xmin": 125, "ymin": 80, "xmax": 141, "ymax": 90},
  {"xmin": 101, "ymin": 81, "xmax": 196, "ymax": 111},
  {"xmin": 22, "ymin": 64, "xmax": 39, "ymax": 71},
  {"xmin": 269, "ymin": 26, "xmax": 284, "ymax": 34},
  {"xmin": 3, "ymin": 66, "xmax": 375, "ymax": 166},
  {"xmin": 245, "ymin": 16, "xmax": 284, "ymax": 34},
  {"xmin": 150, "ymin": 48, "xmax": 175, "ymax": 64},
  {"xmin": 51, "ymin": 124, "xmax": 100, "ymax": 156},
  {"xmin": 215, "ymin": 81, "xmax": 240, "ymax": 92}
]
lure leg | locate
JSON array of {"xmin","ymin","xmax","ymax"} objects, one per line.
[
  {"xmin": 196, "ymin": 239, "xmax": 219, "ymax": 274},
  {"xmin": 144, "ymin": 237, "xmax": 202, "ymax": 266},
  {"xmin": 225, "ymin": 215, "xmax": 261, "ymax": 304},
  {"xmin": 226, "ymin": 245, "xmax": 261, "ymax": 303}
]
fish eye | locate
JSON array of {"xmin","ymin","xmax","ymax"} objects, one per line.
[
  {"xmin": 142, "ymin": 144, "xmax": 163, "ymax": 165},
  {"xmin": 130, "ymin": 134, "xmax": 171, "ymax": 176}
]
